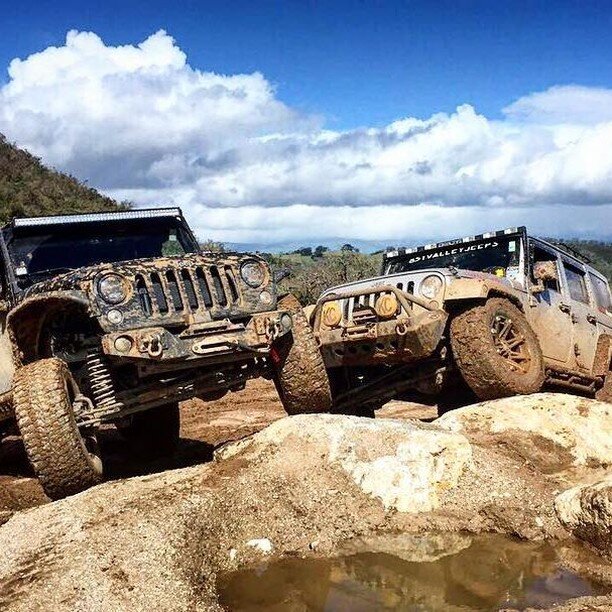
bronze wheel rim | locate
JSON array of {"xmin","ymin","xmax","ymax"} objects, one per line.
[{"xmin": 490, "ymin": 312, "xmax": 532, "ymax": 374}]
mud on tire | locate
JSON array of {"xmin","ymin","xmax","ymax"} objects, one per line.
[
  {"xmin": 119, "ymin": 402, "xmax": 180, "ymax": 457},
  {"xmin": 272, "ymin": 294, "xmax": 332, "ymax": 415},
  {"xmin": 13, "ymin": 358, "xmax": 103, "ymax": 500},
  {"xmin": 450, "ymin": 298, "xmax": 545, "ymax": 401}
]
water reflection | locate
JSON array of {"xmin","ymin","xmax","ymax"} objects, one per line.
[{"xmin": 218, "ymin": 534, "xmax": 607, "ymax": 611}]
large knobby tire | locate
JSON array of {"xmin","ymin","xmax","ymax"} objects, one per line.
[
  {"xmin": 450, "ymin": 298, "xmax": 545, "ymax": 401},
  {"xmin": 13, "ymin": 358, "xmax": 103, "ymax": 500},
  {"xmin": 120, "ymin": 402, "xmax": 180, "ymax": 457},
  {"xmin": 272, "ymin": 294, "xmax": 332, "ymax": 415}
]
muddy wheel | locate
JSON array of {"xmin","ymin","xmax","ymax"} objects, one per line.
[
  {"xmin": 120, "ymin": 402, "xmax": 180, "ymax": 457},
  {"xmin": 450, "ymin": 298, "xmax": 545, "ymax": 401},
  {"xmin": 13, "ymin": 358, "xmax": 103, "ymax": 500},
  {"xmin": 272, "ymin": 294, "xmax": 332, "ymax": 415}
]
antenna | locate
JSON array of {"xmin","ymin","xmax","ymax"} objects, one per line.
[{"xmin": 548, "ymin": 240, "xmax": 591, "ymax": 264}]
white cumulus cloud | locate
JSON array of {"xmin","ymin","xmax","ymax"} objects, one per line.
[{"xmin": 0, "ymin": 30, "xmax": 611, "ymax": 246}]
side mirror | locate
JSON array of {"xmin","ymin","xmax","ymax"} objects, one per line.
[{"xmin": 273, "ymin": 268, "xmax": 291, "ymax": 284}]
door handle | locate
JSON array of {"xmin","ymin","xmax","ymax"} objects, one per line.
[
  {"xmin": 586, "ymin": 314, "xmax": 597, "ymax": 324},
  {"xmin": 559, "ymin": 302, "xmax": 572, "ymax": 314}
]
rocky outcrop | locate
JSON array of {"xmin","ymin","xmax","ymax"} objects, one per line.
[
  {"xmin": 217, "ymin": 414, "xmax": 472, "ymax": 513},
  {"xmin": 437, "ymin": 393, "xmax": 611, "ymax": 472},
  {"xmin": 0, "ymin": 393, "xmax": 610, "ymax": 611},
  {"xmin": 555, "ymin": 476, "xmax": 612, "ymax": 558}
]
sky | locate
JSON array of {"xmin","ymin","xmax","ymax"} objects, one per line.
[{"xmin": 0, "ymin": 0, "xmax": 611, "ymax": 248}]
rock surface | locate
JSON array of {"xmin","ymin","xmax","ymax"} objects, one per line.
[
  {"xmin": 217, "ymin": 414, "xmax": 473, "ymax": 513},
  {"xmin": 555, "ymin": 475, "xmax": 612, "ymax": 558},
  {"xmin": 438, "ymin": 392, "xmax": 612, "ymax": 472},
  {"xmin": 0, "ymin": 392, "xmax": 610, "ymax": 611}
]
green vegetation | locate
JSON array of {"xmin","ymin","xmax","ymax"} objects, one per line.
[
  {"xmin": 262, "ymin": 249, "xmax": 382, "ymax": 304},
  {"xmin": 0, "ymin": 134, "xmax": 125, "ymax": 224}
]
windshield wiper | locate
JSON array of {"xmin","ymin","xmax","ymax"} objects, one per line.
[{"xmin": 25, "ymin": 266, "xmax": 75, "ymax": 278}]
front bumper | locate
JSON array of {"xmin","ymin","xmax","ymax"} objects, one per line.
[
  {"xmin": 101, "ymin": 310, "xmax": 292, "ymax": 362},
  {"xmin": 313, "ymin": 285, "xmax": 448, "ymax": 367}
]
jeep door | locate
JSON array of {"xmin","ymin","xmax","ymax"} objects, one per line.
[
  {"xmin": 560, "ymin": 259, "xmax": 599, "ymax": 372},
  {"xmin": 528, "ymin": 241, "xmax": 572, "ymax": 365}
]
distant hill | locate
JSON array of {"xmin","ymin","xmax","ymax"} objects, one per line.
[{"xmin": 0, "ymin": 134, "xmax": 125, "ymax": 225}]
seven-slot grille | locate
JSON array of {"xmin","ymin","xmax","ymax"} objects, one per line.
[
  {"xmin": 134, "ymin": 265, "xmax": 240, "ymax": 317},
  {"xmin": 341, "ymin": 280, "xmax": 414, "ymax": 323}
]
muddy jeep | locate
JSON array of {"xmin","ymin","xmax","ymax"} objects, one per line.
[
  {"xmin": 0, "ymin": 208, "xmax": 330, "ymax": 498},
  {"xmin": 311, "ymin": 227, "xmax": 612, "ymax": 411}
]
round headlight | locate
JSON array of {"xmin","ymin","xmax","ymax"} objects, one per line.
[
  {"xmin": 98, "ymin": 274, "xmax": 128, "ymax": 304},
  {"xmin": 420, "ymin": 275, "xmax": 443, "ymax": 299},
  {"xmin": 240, "ymin": 260, "xmax": 266, "ymax": 288}
]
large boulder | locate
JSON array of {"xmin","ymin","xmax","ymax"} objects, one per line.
[
  {"xmin": 437, "ymin": 393, "xmax": 611, "ymax": 473},
  {"xmin": 217, "ymin": 414, "xmax": 473, "ymax": 513},
  {"xmin": 555, "ymin": 476, "xmax": 612, "ymax": 558}
]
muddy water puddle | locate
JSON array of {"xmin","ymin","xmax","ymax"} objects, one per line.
[{"xmin": 218, "ymin": 533, "xmax": 608, "ymax": 611}]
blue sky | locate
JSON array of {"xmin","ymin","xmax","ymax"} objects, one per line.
[
  {"xmin": 2, "ymin": 0, "xmax": 612, "ymax": 129},
  {"xmin": 0, "ymin": 1, "xmax": 611, "ymax": 246}
]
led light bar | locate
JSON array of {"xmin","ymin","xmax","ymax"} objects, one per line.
[
  {"xmin": 384, "ymin": 227, "xmax": 525, "ymax": 259},
  {"xmin": 13, "ymin": 208, "xmax": 184, "ymax": 228}
]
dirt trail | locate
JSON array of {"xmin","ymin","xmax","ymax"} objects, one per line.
[{"xmin": 0, "ymin": 378, "xmax": 435, "ymax": 524}]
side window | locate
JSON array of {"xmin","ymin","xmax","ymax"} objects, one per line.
[
  {"xmin": 563, "ymin": 263, "xmax": 589, "ymax": 304},
  {"xmin": 589, "ymin": 273, "xmax": 612, "ymax": 313},
  {"xmin": 531, "ymin": 244, "xmax": 559, "ymax": 292}
]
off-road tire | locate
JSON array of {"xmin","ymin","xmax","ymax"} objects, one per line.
[
  {"xmin": 120, "ymin": 402, "xmax": 180, "ymax": 457},
  {"xmin": 450, "ymin": 298, "xmax": 545, "ymax": 401},
  {"xmin": 273, "ymin": 294, "xmax": 332, "ymax": 415},
  {"xmin": 13, "ymin": 358, "xmax": 103, "ymax": 500}
]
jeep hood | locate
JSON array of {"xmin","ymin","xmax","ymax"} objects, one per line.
[{"xmin": 320, "ymin": 267, "xmax": 520, "ymax": 299}]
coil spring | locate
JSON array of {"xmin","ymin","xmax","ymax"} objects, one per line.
[{"xmin": 87, "ymin": 349, "xmax": 122, "ymax": 414}]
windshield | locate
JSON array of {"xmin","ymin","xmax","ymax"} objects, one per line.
[
  {"xmin": 386, "ymin": 235, "xmax": 523, "ymax": 275},
  {"xmin": 5, "ymin": 218, "xmax": 199, "ymax": 288}
]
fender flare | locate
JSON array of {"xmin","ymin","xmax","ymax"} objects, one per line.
[{"xmin": 7, "ymin": 291, "xmax": 91, "ymax": 365}]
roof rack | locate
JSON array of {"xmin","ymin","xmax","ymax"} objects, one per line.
[{"xmin": 546, "ymin": 240, "xmax": 592, "ymax": 264}]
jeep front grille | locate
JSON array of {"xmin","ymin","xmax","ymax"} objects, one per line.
[
  {"xmin": 135, "ymin": 265, "xmax": 240, "ymax": 317},
  {"xmin": 341, "ymin": 281, "xmax": 413, "ymax": 323}
]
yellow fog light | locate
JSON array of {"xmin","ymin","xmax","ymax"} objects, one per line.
[
  {"xmin": 375, "ymin": 294, "xmax": 398, "ymax": 319},
  {"xmin": 322, "ymin": 301, "xmax": 342, "ymax": 327}
]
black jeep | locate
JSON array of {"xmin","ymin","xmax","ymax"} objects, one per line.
[{"xmin": 0, "ymin": 208, "xmax": 331, "ymax": 498}]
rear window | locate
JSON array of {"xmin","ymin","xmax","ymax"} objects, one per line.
[
  {"xmin": 589, "ymin": 273, "xmax": 612, "ymax": 313},
  {"xmin": 563, "ymin": 264, "xmax": 589, "ymax": 305}
]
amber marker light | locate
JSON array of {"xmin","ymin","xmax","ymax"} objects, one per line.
[
  {"xmin": 375, "ymin": 294, "xmax": 398, "ymax": 319},
  {"xmin": 322, "ymin": 301, "xmax": 342, "ymax": 327}
]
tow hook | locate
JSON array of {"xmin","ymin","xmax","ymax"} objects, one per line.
[
  {"xmin": 140, "ymin": 332, "xmax": 164, "ymax": 358},
  {"xmin": 265, "ymin": 313, "xmax": 292, "ymax": 342},
  {"xmin": 396, "ymin": 322, "xmax": 408, "ymax": 336}
]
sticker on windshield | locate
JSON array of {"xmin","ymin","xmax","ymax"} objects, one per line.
[
  {"xmin": 408, "ymin": 241, "xmax": 499, "ymax": 264},
  {"xmin": 508, "ymin": 240, "xmax": 516, "ymax": 252}
]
